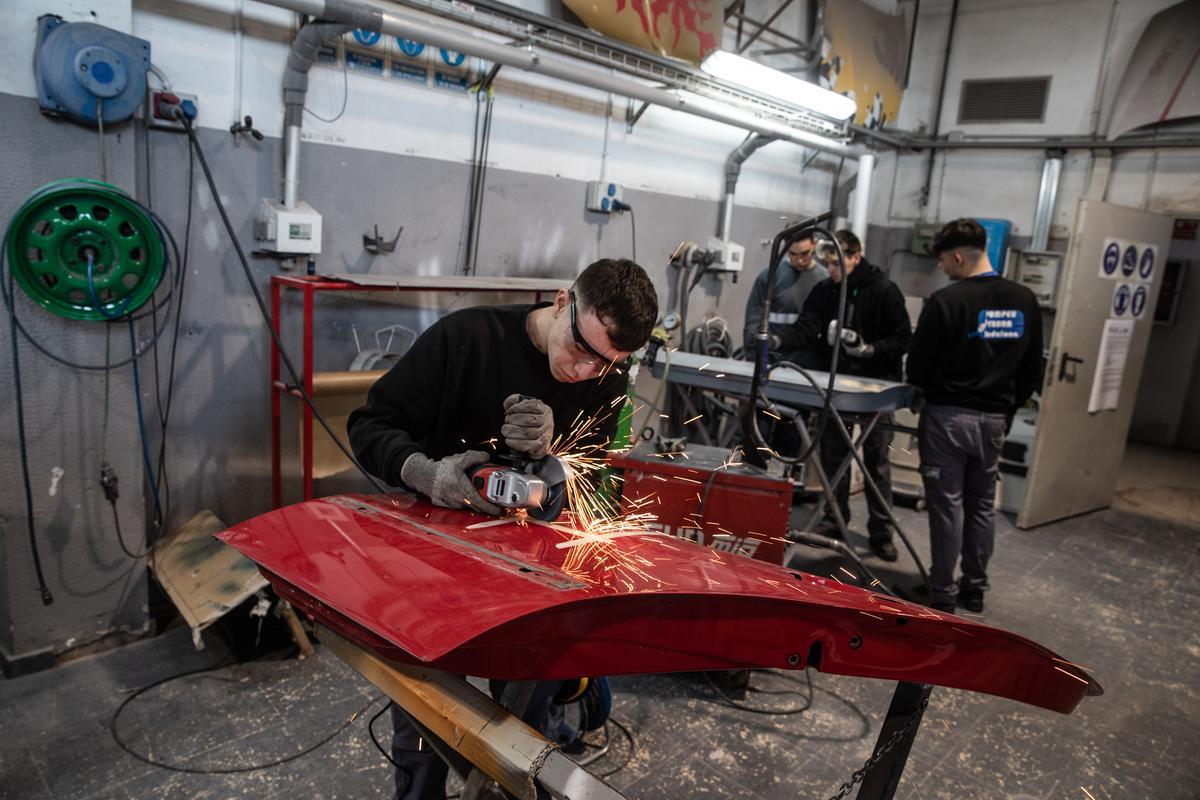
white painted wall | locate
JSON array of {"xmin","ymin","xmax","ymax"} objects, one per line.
[
  {"xmin": 873, "ymin": 0, "xmax": 1200, "ymax": 233},
  {"xmin": 3, "ymin": 0, "xmax": 837, "ymax": 215}
]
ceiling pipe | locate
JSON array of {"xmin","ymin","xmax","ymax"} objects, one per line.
[
  {"xmin": 850, "ymin": 152, "xmax": 875, "ymax": 242},
  {"xmin": 919, "ymin": 0, "xmax": 959, "ymax": 209},
  {"xmin": 257, "ymin": 0, "xmax": 865, "ymax": 159},
  {"xmin": 282, "ymin": 19, "xmax": 359, "ymax": 207},
  {"xmin": 850, "ymin": 125, "xmax": 1200, "ymax": 150},
  {"xmin": 720, "ymin": 133, "xmax": 776, "ymax": 241}
]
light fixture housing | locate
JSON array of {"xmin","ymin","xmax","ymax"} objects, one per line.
[{"xmin": 700, "ymin": 50, "xmax": 858, "ymax": 123}]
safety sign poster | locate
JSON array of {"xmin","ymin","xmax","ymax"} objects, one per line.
[
  {"xmin": 1088, "ymin": 320, "xmax": 1133, "ymax": 413},
  {"xmin": 1099, "ymin": 238, "xmax": 1157, "ymax": 283},
  {"xmin": 1111, "ymin": 282, "xmax": 1133, "ymax": 318}
]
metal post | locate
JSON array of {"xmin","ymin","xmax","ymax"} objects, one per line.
[
  {"xmin": 1030, "ymin": 149, "xmax": 1064, "ymax": 251},
  {"xmin": 271, "ymin": 277, "xmax": 283, "ymax": 509},
  {"xmin": 851, "ymin": 153, "xmax": 875, "ymax": 241},
  {"xmin": 302, "ymin": 283, "xmax": 315, "ymax": 501},
  {"xmin": 856, "ymin": 682, "xmax": 933, "ymax": 800}
]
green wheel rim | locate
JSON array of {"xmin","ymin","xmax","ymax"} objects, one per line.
[{"xmin": 5, "ymin": 179, "xmax": 166, "ymax": 321}]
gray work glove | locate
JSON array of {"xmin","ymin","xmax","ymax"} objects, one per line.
[
  {"xmin": 838, "ymin": 328, "xmax": 874, "ymax": 358},
  {"xmin": 399, "ymin": 450, "xmax": 501, "ymax": 514},
  {"xmin": 501, "ymin": 394, "xmax": 555, "ymax": 459}
]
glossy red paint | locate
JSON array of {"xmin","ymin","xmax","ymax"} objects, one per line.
[{"xmin": 216, "ymin": 494, "xmax": 1102, "ymax": 714}]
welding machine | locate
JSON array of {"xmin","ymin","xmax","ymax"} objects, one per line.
[{"xmin": 607, "ymin": 443, "xmax": 793, "ymax": 564}]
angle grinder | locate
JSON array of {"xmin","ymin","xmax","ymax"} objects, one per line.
[{"xmin": 468, "ymin": 451, "xmax": 570, "ymax": 521}]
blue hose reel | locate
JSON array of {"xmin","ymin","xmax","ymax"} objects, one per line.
[{"xmin": 34, "ymin": 15, "xmax": 150, "ymax": 125}]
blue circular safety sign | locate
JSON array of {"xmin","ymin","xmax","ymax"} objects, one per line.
[
  {"xmin": 1131, "ymin": 285, "xmax": 1148, "ymax": 318},
  {"xmin": 439, "ymin": 48, "xmax": 466, "ymax": 67},
  {"xmin": 1113, "ymin": 284, "xmax": 1131, "ymax": 316},
  {"xmin": 353, "ymin": 29, "xmax": 382, "ymax": 46},
  {"xmin": 396, "ymin": 38, "xmax": 425, "ymax": 57},
  {"xmin": 1138, "ymin": 246, "xmax": 1155, "ymax": 280},
  {"xmin": 1121, "ymin": 244, "xmax": 1138, "ymax": 277},
  {"xmin": 1102, "ymin": 241, "xmax": 1120, "ymax": 276}
]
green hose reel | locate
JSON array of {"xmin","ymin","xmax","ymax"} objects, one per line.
[{"xmin": 5, "ymin": 178, "xmax": 166, "ymax": 321}]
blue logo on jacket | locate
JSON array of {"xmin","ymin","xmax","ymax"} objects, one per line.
[{"xmin": 969, "ymin": 309, "xmax": 1025, "ymax": 340}]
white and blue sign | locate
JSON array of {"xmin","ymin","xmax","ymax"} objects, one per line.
[
  {"xmin": 1138, "ymin": 245, "xmax": 1156, "ymax": 281},
  {"xmin": 345, "ymin": 50, "xmax": 385, "ymax": 76},
  {"xmin": 1101, "ymin": 239, "xmax": 1121, "ymax": 278},
  {"xmin": 391, "ymin": 60, "xmax": 427, "ymax": 84},
  {"xmin": 1131, "ymin": 285, "xmax": 1149, "ymax": 319},
  {"xmin": 1121, "ymin": 244, "xmax": 1138, "ymax": 278},
  {"xmin": 352, "ymin": 29, "xmax": 382, "ymax": 47},
  {"xmin": 396, "ymin": 38, "xmax": 425, "ymax": 58},
  {"xmin": 969, "ymin": 309, "xmax": 1025, "ymax": 340},
  {"xmin": 1112, "ymin": 283, "xmax": 1131, "ymax": 317},
  {"xmin": 439, "ymin": 48, "xmax": 467, "ymax": 68},
  {"xmin": 435, "ymin": 70, "xmax": 469, "ymax": 91}
]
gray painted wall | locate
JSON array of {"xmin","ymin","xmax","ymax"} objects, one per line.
[
  {"xmin": 1, "ymin": 93, "xmax": 148, "ymax": 663},
  {"xmin": 1, "ymin": 89, "xmax": 799, "ymax": 662}
]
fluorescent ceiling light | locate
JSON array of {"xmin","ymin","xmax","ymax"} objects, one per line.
[{"xmin": 701, "ymin": 50, "xmax": 857, "ymax": 122}]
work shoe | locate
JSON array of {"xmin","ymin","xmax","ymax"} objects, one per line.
[
  {"xmin": 958, "ymin": 579, "xmax": 985, "ymax": 613},
  {"xmin": 931, "ymin": 598, "xmax": 957, "ymax": 613},
  {"xmin": 869, "ymin": 538, "xmax": 898, "ymax": 562},
  {"xmin": 904, "ymin": 583, "xmax": 955, "ymax": 613}
]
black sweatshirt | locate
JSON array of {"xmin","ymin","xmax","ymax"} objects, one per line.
[
  {"xmin": 906, "ymin": 275, "xmax": 1044, "ymax": 413},
  {"xmin": 347, "ymin": 304, "xmax": 626, "ymax": 487},
  {"xmin": 776, "ymin": 259, "xmax": 912, "ymax": 381}
]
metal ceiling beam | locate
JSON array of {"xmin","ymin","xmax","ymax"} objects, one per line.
[
  {"xmin": 736, "ymin": 0, "xmax": 796, "ymax": 54},
  {"xmin": 850, "ymin": 124, "xmax": 1200, "ymax": 151}
]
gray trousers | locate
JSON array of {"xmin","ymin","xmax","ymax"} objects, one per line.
[
  {"xmin": 917, "ymin": 404, "xmax": 1008, "ymax": 603},
  {"xmin": 819, "ymin": 415, "xmax": 895, "ymax": 542}
]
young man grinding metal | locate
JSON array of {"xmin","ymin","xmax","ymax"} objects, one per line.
[{"xmin": 347, "ymin": 257, "xmax": 658, "ymax": 800}]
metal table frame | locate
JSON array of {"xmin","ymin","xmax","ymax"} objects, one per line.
[{"xmin": 269, "ymin": 274, "xmax": 567, "ymax": 508}]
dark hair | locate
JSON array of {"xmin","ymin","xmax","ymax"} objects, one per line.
[
  {"xmin": 834, "ymin": 229, "xmax": 862, "ymax": 255},
  {"xmin": 574, "ymin": 258, "xmax": 658, "ymax": 352},
  {"xmin": 931, "ymin": 218, "xmax": 987, "ymax": 255}
]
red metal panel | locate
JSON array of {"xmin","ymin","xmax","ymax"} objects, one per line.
[
  {"xmin": 608, "ymin": 448, "xmax": 791, "ymax": 564},
  {"xmin": 217, "ymin": 494, "xmax": 1100, "ymax": 714}
]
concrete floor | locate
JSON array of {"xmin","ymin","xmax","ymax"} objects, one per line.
[{"xmin": 2, "ymin": 457, "xmax": 1198, "ymax": 799}]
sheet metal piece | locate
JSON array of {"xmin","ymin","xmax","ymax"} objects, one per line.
[{"xmin": 216, "ymin": 494, "xmax": 1101, "ymax": 714}]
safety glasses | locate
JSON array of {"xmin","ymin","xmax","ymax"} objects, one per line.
[{"xmin": 569, "ymin": 290, "xmax": 632, "ymax": 373}]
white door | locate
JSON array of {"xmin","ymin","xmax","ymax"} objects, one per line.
[{"xmin": 1019, "ymin": 200, "xmax": 1173, "ymax": 528}]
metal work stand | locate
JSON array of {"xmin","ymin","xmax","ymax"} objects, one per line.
[
  {"xmin": 855, "ymin": 682, "xmax": 933, "ymax": 800},
  {"xmin": 316, "ymin": 625, "xmax": 628, "ymax": 800}
]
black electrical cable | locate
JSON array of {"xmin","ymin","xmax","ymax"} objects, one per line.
[
  {"xmin": 592, "ymin": 716, "xmax": 636, "ymax": 778},
  {"xmin": 305, "ymin": 55, "xmax": 349, "ymax": 124},
  {"xmin": 111, "ymin": 499, "xmax": 148, "ymax": 560},
  {"xmin": 152, "ymin": 140, "xmax": 197, "ymax": 529},
  {"xmin": 110, "ymin": 662, "xmax": 383, "ymax": 774},
  {"xmin": 702, "ymin": 668, "xmax": 814, "ymax": 716},
  {"xmin": 179, "ymin": 116, "xmax": 389, "ymax": 494},
  {"xmin": 468, "ymin": 84, "xmax": 496, "ymax": 276},
  {"xmin": 8, "ymin": 287, "xmax": 52, "ymax": 605},
  {"xmin": 774, "ymin": 359, "xmax": 932, "ymax": 599}
]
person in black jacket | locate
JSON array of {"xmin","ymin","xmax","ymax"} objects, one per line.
[
  {"xmin": 778, "ymin": 230, "xmax": 911, "ymax": 560},
  {"xmin": 907, "ymin": 219, "xmax": 1044, "ymax": 614},
  {"xmin": 348, "ymin": 258, "xmax": 657, "ymax": 800}
]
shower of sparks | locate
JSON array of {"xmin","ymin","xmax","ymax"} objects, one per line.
[
  {"xmin": 545, "ymin": 407, "xmax": 666, "ymax": 588},
  {"xmin": 683, "ymin": 413, "xmax": 704, "ymax": 425},
  {"xmin": 1081, "ymin": 788, "xmax": 1097, "ymax": 800}
]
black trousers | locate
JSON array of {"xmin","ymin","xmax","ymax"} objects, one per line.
[{"xmin": 818, "ymin": 414, "xmax": 894, "ymax": 542}]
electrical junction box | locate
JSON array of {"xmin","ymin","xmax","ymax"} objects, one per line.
[
  {"xmin": 585, "ymin": 180, "xmax": 623, "ymax": 213},
  {"xmin": 255, "ymin": 199, "xmax": 323, "ymax": 255},
  {"xmin": 911, "ymin": 222, "xmax": 941, "ymax": 255},
  {"xmin": 1011, "ymin": 249, "xmax": 1064, "ymax": 308},
  {"xmin": 148, "ymin": 90, "xmax": 199, "ymax": 131},
  {"xmin": 703, "ymin": 236, "xmax": 745, "ymax": 272}
]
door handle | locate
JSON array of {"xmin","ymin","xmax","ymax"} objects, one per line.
[{"xmin": 1059, "ymin": 352, "xmax": 1084, "ymax": 383}]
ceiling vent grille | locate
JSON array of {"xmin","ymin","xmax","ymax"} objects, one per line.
[{"xmin": 958, "ymin": 77, "xmax": 1051, "ymax": 123}]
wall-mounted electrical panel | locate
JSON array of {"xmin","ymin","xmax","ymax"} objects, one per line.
[
  {"xmin": 911, "ymin": 223, "xmax": 941, "ymax": 255},
  {"xmin": 255, "ymin": 200, "xmax": 323, "ymax": 255},
  {"xmin": 1010, "ymin": 249, "xmax": 1064, "ymax": 308},
  {"xmin": 586, "ymin": 181, "xmax": 624, "ymax": 213}
]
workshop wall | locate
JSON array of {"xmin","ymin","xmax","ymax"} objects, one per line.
[{"xmin": 0, "ymin": 0, "xmax": 825, "ymax": 664}]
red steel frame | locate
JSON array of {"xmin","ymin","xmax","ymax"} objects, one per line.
[{"xmin": 269, "ymin": 274, "xmax": 559, "ymax": 508}]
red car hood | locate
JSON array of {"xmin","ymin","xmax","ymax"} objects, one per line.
[{"xmin": 216, "ymin": 494, "xmax": 1101, "ymax": 714}]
